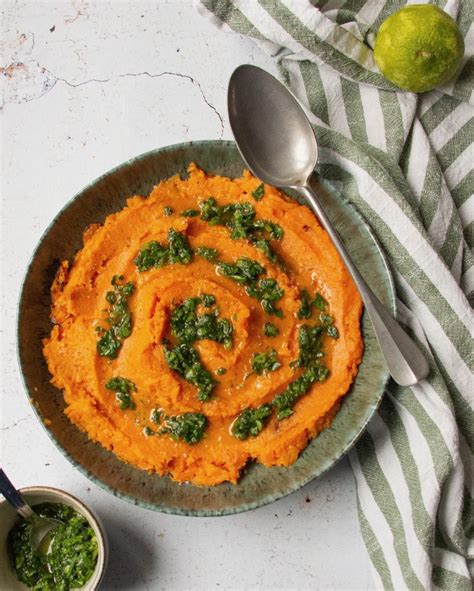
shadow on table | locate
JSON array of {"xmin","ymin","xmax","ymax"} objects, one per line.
[{"xmin": 99, "ymin": 513, "xmax": 159, "ymax": 589}]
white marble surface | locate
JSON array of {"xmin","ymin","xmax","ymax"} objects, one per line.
[{"xmin": 1, "ymin": 2, "xmax": 375, "ymax": 589}]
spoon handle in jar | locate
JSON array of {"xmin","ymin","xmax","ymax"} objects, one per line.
[
  {"xmin": 297, "ymin": 183, "xmax": 429, "ymax": 387},
  {"xmin": 0, "ymin": 468, "xmax": 35, "ymax": 520}
]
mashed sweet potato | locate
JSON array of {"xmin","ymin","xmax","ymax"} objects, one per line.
[{"xmin": 43, "ymin": 165, "xmax": 363, "ymax": 486}]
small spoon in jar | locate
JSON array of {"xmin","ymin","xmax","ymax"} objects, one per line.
[
  {"xmin": 0, "ymin": 468, "xmax": 62, "ymax": 551},
  {"xmin": 228, "ymin": 65, "xmax": 429, "ymax": 387}
]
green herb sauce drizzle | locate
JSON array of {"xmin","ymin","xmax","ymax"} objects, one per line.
[
  {"xmin": 251, "ymin": 349, "xmax": 281, "ymax": 375},
  {"xmin": 272, "ymin": 364, "xmax": 329, "ymax": 420},
  {"xmin": 105, "ymin": 376, "xmax": 137, "ymax": 410},
  {"xmin": 231, "ymin": 404, "xmax": 272, "ymax": 440},
  {"xmin": 297, "ymin": 288, "xmax": 313, "ymax": 319},
  {"xmin": 251, "ymin": 183, "xmax": 265, "ymax": 201},
  {"xmin": 194, "ymin": 246, "xmax": 219, "ymax": 261},
  {"xmin": 263, "ymin": 322, "xmax": 280, "ymax": 337},
  {"xmin": 170, "ymin": 296, "xmax": 233, "ymax": 349},
  {"xmin": 163, "ymin": 343, "xmax": 216, "ymax": 402},
  {"xmin": 96, "ymin": 275, "xmax": 134, "ymax": 359},
  {"xmin": 135, "ymin": 228, "xmax": 192, "ymax": 271},
  {"xmin": 148, "ymin": 410, "xmax": 207, "ymax": 445},
  {"xmin": 217, "ymin": 257, "xmax": 284, "ymax": 318},
  {"xmin": 180, "ymin": 209, "xmax": 200, "ymax": 217},
  {"xmin": 163, "ymin": 295, "xmax": 235, "ymax": 401},
  {"xmin": 199, "ymin": 197, "xmax": 284, "ymax": 266}
]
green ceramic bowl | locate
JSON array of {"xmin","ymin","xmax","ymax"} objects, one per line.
[{"xmin": 17, "ymin": 140, "xmax": 393, "ymax": 516}]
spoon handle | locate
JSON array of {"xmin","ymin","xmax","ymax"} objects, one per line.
[
  {"xmin": 0, "ymin": 468, "xmax": 35, "ymax": 520},
  {"xmin": 298, "ymin": 184, "xmax": 429, "ymax": 387}
]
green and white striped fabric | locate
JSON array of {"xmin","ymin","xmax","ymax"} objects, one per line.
[{"xmin": 197, "ymin": 1, "xmax": 473, "ymax": 588}]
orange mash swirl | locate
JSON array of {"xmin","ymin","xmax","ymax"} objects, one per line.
[{"xmin": 43, "ymin": 164, "xmax": 363, "ymax": 486}]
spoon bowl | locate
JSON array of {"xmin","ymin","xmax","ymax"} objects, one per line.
[{"xmin": 228, "ymin": 65, "xmax": 318, "ymax": 187}]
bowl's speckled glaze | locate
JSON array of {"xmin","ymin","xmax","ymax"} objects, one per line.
[{"xmin": 17, "ymin": 140, "xmax": 394, "ymax": 516}]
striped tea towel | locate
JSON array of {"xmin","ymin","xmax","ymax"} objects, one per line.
[{"xmin": 196, "ymin": 1, "xmax": 474, "ymax": 588}]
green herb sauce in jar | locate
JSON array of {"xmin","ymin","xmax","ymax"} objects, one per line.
[{"xmin": 8, "ymin": 502, "xmax": 98, "ymax": 590}]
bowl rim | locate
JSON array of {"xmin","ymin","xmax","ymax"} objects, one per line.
[
  {"xmin": 16, "ymin": 139, "xmax": 395, "ymax": 517},
  {"xmin": 0, "ymin": 485, "xmax": 107, "ymax": 590}
]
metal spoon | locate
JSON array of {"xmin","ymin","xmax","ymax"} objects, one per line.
[
  {"xmin": 228, "ymin": 64, "xmax": 429, "ymax": 387},
  {"xmin": 0, "ymin": 468, "xmax": 62, "ymax": 551}
]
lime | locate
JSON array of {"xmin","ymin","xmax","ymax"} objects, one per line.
[{"xmin": 374, "ymin": 5, "xmax": 464, "ymax": 93}]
